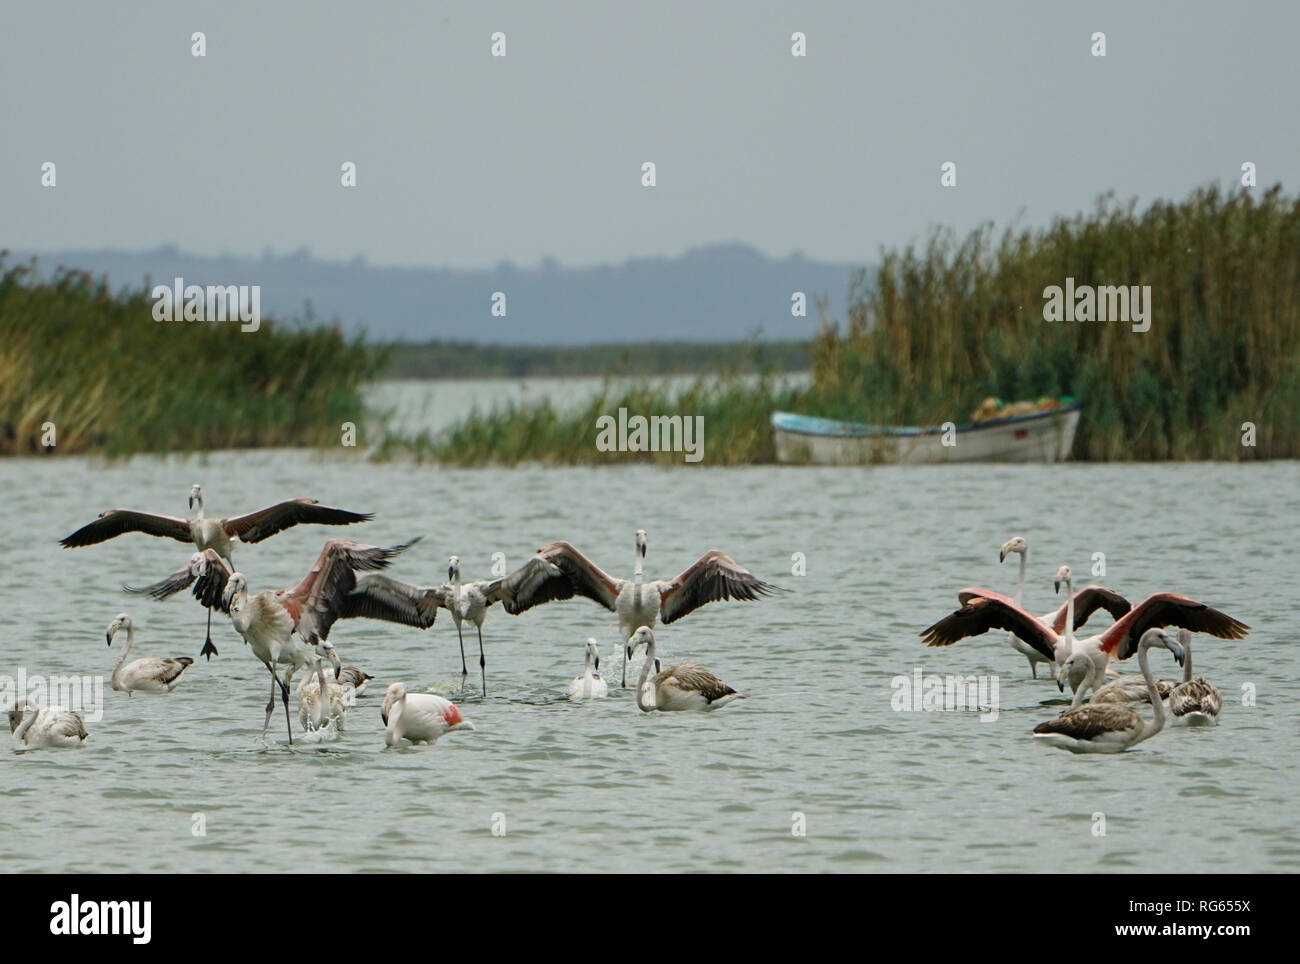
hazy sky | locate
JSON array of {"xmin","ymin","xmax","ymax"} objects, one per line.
[{"xmin": 2, "ymin": 0, "xmax": 1296, "ymax": 269}]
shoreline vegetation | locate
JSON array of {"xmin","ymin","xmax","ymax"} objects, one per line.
[
  {"xmin": 382, "ymin": 183, "xmax": 1300, "ymax": 465},
  {"xmin": 0, "ymin": 256, "xmax": 383, "ymax": 456},
  {"xmin": 6, "ymin": 183, "xmax": 1299, "ymax": 462}
]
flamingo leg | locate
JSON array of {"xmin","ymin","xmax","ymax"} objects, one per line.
[
  {"xmin": 281, "ymin": 677, "xmax": 293, "ymax": 744},
  {"xmin": 280, "ymin": 666, "xmax": 295, "ymax": 744},
  {"xmin": 1030, "ymin": 659, "xmax": 1038, "ymax": 680},
  {"xmin": 262, "ymin": 666, "xmax": 277, "ymax": 734},
  {"xmin": 263, "ymin": 664, "xmax": 293, "ymax": 745},
  {"xmin": 621, "ymin": 645, "xmax": 629, "ymax": 689},
  {"xmin": 456, "ymin": 620, "xmax": 468, "ymax": 685},
  {"xmin": 200, "ymin": 607, "xmax": 218, "ymax": 660},
  {"xmin": 476, "ymin": 623, "xmax": 486, "ymax": 697}
]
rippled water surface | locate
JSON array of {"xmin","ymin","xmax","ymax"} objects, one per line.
[{"xmin": 1, "ymin": 388, "xmax": 1296, "ymax": 872}]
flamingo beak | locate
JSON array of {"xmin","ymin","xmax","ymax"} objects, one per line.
[
  {"xmin": 1166, "ymin": 634, "xmax": 1186, "ymax": 666},
  {"xmin": 594, "ymin": 655, "xmax": 600, "ymax": 671},
  {"xmin": 1054, "ymin": 579, "xmax": 1061, "ymax": 594},
  {"xmin": 999, "ymin": 550, "xmax": 1006, "ymax": 563}
]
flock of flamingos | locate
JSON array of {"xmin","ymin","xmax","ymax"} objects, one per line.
[
  {"xmin": 11, "ymin": 485, "xmax": 776, "ymax": 749},
  {"xmin": 9, "ymin": 488, "xmax": 1250, "ymax": 755}
]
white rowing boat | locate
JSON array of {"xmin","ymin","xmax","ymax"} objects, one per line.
[{"xmin": 771, "ymin": 401, "xmax": 1082, "ymax": 465}]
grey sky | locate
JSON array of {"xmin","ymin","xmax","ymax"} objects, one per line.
[{"xmin": 2, "ymin": 0, "xmax": 1295, "ymax": 270}]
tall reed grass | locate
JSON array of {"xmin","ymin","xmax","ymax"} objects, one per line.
[
  {"xmin": 0, "ymin": 256, "xmax": 383, "ymax": 456},
  {"xmin": 810, "ymin": 183, "xmax": 1300, "ymax": 459},
  {"xmin": 394, "ymin": 183, "xmax": 1299, "ymax": 465}
]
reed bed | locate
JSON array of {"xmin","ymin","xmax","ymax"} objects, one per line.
[
  {"xmin": 395, "ymin": 183, "xmax": 1299, "ymax": 465},
  {"xmin": 0, "ymin": 256, "xmax": 383, "ymax": 456},
  {"xmin": 810, "ymin": 183, "xmax": 1300, "ymax": 460},
  {"xmin": 377, "ymin": 370, "xmax": 804, "ymax": 466}
]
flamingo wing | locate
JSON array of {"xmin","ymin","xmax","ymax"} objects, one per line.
[
  {"xmin": 338, "ymin": 574, "xmax": 446, "ymax": 629},
  {"xmin": 289, "ymin": 539, "xmax": 418, "ymax": 645},
  {"xmin": 482, "ymin": 554, "xmax": 598, "ymax": 614},
  {"xmin": 222, "ymin": 499, "xmax": 374, "ymax": 544},
  {"xmin": 1032, "ymin": 703, "xmax": 1140, "ymax": 740},
  {"xmin": 125, "ymin": 549, "xmax": 232, "ymax": 609},
  {"xmin": 128, "ymin": 656, "xmax": 194, "ymax": 687},
  {"xmin": 920, "ymin": 588, "xmax": 1059, "ymax": 661},
  {"xmin": 1170, "ymin": 679, "xmax": 1222, "ymax": 717},
  {"xmin": 60, "ymin": 509, "xmax": 192, "ymax": 548},
  {"xmin": 1045, "ymin": 585, "xmax": 1132, "ymax": 634},
  {"xmin": 659, "ymin": 662, "xmax": 737, "ymax": 702},
  {"xmin": 658, "ymin": 550, "xmax": 782, "ymax": 625},
  {"xmin": 506, "ymin": 542, "xmax": 621, "ymax": 613},
  {"xmin": 1101, "ymin": 593, "xmax": 1250, "ymax": 659}
]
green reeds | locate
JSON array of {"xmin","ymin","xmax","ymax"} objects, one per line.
[
  {"xmin": 389, "ymin": 182, "xmax": 1300, "ymax": 465},
  {"xmin": 377, "ymin": 371, "xmax": 806, "ymax": 466},
  {"xmin": 0, "ymin": 256, "xmax": 383, "ymax": 456},
  {"xmin": 811, "ymin": 183, "xmax": 1300, "ymax": 460}
]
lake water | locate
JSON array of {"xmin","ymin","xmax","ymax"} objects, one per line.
[{"xmin": 1, "ymin": 379, "xmax": 1296, "ymax": 872}]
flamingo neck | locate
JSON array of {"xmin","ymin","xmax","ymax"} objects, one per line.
[
  {"xmin": 1062, "ymin": 578, "xmax": 1075, "ymax": 647},
  {"xmin": 1014, "ymin": 553, "xmax": 1026, "ymax": 607},
  {"xmin": 229, "ymin": 590, "xmax": 255, "ymax": 638},
  {"xmin": 1181, "ymin": 636, "xmax": 1193, "ymax": 683},
  {"xmin": 14, "ymin": 707, "xmax": 36, "ymax": 743},
  {"xmin": 1137, "ymin": 638, "xmax": 1166, "ymax": 742},
  {"xmin": 636, "ymin": 639, "xmax": 658, "ymax": 710},
  {"xmin": 111, "ymin": 625, "xmax": 134, "ymax": 684},
  {"xmin": 1069, "ymin": 660, "xmax": 1095, "ymax": 711}
]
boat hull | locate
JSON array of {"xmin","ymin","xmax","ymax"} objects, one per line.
[{"xmin": 771, "ymin": 404, "xmax": 1082, "ymax": 466}]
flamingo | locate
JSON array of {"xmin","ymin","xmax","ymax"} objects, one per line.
[
  {"xmin": 438, "ymin": 554, "xmax": 503, "ymax": 697},
  {"xmin": 996, "ymin": 536, "xmax": 1131, "ymax": 677},
  {"xmin": 1089, "ymin": 673, "xmax": 1176, "ymax": 705},
  {"xmin": 1032, "ymin": 628, "xmax": 1184, "ymax": 753},
  {"xmin": 383, "ymin": 682, "xmax": 474, "ymax": 746},
  {"xmin": 503, "ymin": 530, "xmax": 782, "ymax": 687},
  {"xmin": 131, "ymin": 538, "xmax": 427, "ymax": 743},
  {"xmin": 9, "ymin": 704, "xmax": 88, "ymax": 749},
  {"xmin": 298, "ymin": 656, "xmax": 352, "ymax": 732},
  {"xmin": 334, "ymin": 666, "xmax": 374, "ymax": 695},
  {"xmin": 919, "ymin": 578, "xmax": 1248, "ymax": 707},
  {"xmin": 1166, "ymin": 629, "xmax": 1223, "ymax": 726},
  {"xmin": 568, "ymin": 638, "xmax": 608, "ymax": 700},
  {"xmin": 65, "ymin": 484, "xmax": 373, "ymax": 658},
  {"xmin": 627, "ymin": 626, "xmax": 744, "ymax": 712},
  {"xmin": 320, "ymin": 553, "xmax": 570, "ymax": 696},
  {"xmin": 106, "ymin": 613, "xmax": 194, "ymax": 695}
]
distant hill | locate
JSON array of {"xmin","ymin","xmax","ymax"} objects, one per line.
[{"xmin": 7, "ymin": 243, "xmax": 864, "ymax": 346}]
